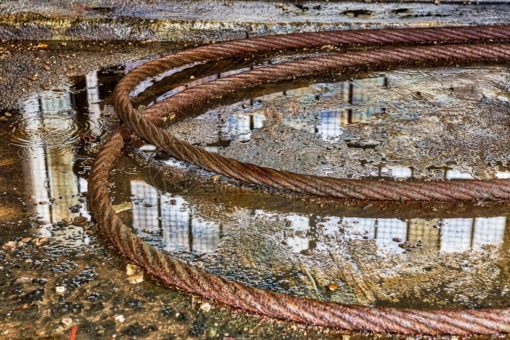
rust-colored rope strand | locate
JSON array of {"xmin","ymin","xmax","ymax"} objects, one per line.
[
  {"xmin": 89, "ymin": 26, "xmax": 510, "ymax": 336},
  {"xmin": 116, "ymin": 25, "xmax": 510, "ymax": 126},
  {"xmin": 88, "ymin": 130, "xmax": 510, "ymax": 335},
  {"xmin": 119, "ymin": 43, "xmax": 510, "ymax": 201}
]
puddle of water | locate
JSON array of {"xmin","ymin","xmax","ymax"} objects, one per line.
[
  {"xmin": 123, "ymin": 61, "xmax": 510, "ymax": 308},
  {"xmin": 2, "ymin": 66, "xmax": 126, "ymax": 248},
  {"xmin": 168, "ymin": 66, "xmax": 510, "ymax": 181},
  {"xmin": 1, "ymin": 54, "xmax": 510, "ymax": 323},
  {"xmin": 114, "ymin": 167, "xmax": 510, "ymax": 308}
]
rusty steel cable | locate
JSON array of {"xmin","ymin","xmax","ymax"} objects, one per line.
[
  {"xmin": 133, "ymin": 148, "xmax": 510, "ymax": 220},
  {"xmin": 113, "ymin": 26, "xmax": 510, "ymax": 201},
  {"xmin": 120, "ymin": 44, "xmax": 510, "ymax": 201},
  {"xmin": 115, "ymin": 24, "xmax": 510, "ymax": 125},
  {"xmin": 89, "ymin": 26, "xmax": 510, "ymax": 335},
  {"xmin": 88, "ymin": 130, "xmax": 510, "ymax": 336}
]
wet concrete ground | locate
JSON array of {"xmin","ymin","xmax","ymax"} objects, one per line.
[
  {"xmin": 0, "ymin": 51, "xmax": 330, "ymax": 339},
  {"xmin": 1, "ymin": 2, "xmax": 510, "ymax": 338},
  {"xmin": 2, "ymin": 1, "xmax": 510, "ymax": 42},
  {"xmin": 1, "ymin": 38, "xmax": 510, "ymax": 338}
]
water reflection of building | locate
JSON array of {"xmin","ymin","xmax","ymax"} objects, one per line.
[
  {"xmin": 223, "ymin": 112, "xmax": 266, "ymax": 143},
  {"xmin": 85, "ymin": 71, "xmax": 102, "ymax": 136},
  {"xmin": 130, "ymin": 180, "xmax": 221, "ymax": 254},
  {"xmin": 315, "ymin": 110, "xmax": 348, "ymax": 141},
  {"xmin": 124, "ymin": 170, "xmax": 508, "ymax": 256},
  {"xmin": 407, "ymin": 219, "xmax": 440, "ymax": 250},
  {"xmin": 128, "ymin": 186, "xmax": 509, "ymax": 258},
  {"xmin": 22, "ymin": 90, "xmax": 87, "ymax": 231},
  {"xmin": 314, "ymin": 77, "xmax": 387, "ymax": 141},
  {"xmin": 250, "ymin": 210, "xmax": 507, "ymax": 256},
  {"xmin": 203, "ymin": 77, "xmax": 388, "ymax": 144},
  {"xmin": 21, "ymin": 71, "xmax": 106, "ymax": 242}
]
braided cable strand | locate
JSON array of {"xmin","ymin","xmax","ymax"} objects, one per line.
[
  {"xmin": 120, "ymin": 43, "xmax": 510, "ymax": 201},
  {"xmin": 115, "ymin": 25, "xmax": 510, "ymax": 126},
  {"xmin": 88, "ymin": 131, "xmax": 510, "ymax": 335},
  {"xmin": 88, "ymin": 26, "xmax": 510, "ymax": 335}
]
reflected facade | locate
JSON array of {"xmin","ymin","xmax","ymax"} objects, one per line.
[
  {"xmin": 130, "ymin": 180, "xmax": 221, "ymax": 254},
  {"xmin": 19, "ymin": 76, "xmax": 102, "ymax": 245},
  {"xmin": 200, "ymin": 76, "xmax": 389, "ymax": 144},
  {"xmin": 127, "ymin": 179, "xmax": 508, "ymax": 257}
]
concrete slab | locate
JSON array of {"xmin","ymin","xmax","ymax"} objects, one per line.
[{"xmin": 1, "ymin": 1, "xmax": 510, "ymax": 42}]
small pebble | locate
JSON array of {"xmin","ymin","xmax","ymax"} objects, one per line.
[
  {"xmin": 114, "ymin": 314, "xmax": 125, "ymax": 323},
  {"xmin": 199, "ymin": 302, "xmax": 212, "ymax": 312},
  {"xmin": 127, "ymin": 273, "xmax": 144, "ymax": 284},
  {"xmin": 126, "ymin": 264, "xmax": 139, "ymax": 276},
  {"xmin": 33, "ymin": 237, "xmax": 48, "ymax": 246},
  {"xmin": 2, "ymin": 241, "xmax": 17, "ymax": 251},
  {"xmin": 55, "ymin": 286, "xmax": 66, "ymax": 294},
  {"xmin": 327, "ymin": 283, "xmax": 339, "ymax": 292}
]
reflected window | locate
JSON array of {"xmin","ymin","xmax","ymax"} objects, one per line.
[
  {"xmin": 472, "ymin": 217, "xmax": 506, "ymax": 249},
  {"xmin": 350, "ymin": 77, "xmax": 387, "ymax": 105},
  {"xmin": 161, "ymin": 195, "xmax": 191, "ymax": 252},
  {"xmin": 407, "ymin": 219, "xmax": 440, "ymax": 250},
  {"xmin": 130, "ymin": 180, "xmax": 160, "ymax": 244},
  {"xmin": 316, "ymin": 110, "xmax": 347, "ymax": 142},
  {"xmin": 376, "ymin": 218, "xmax": 407, "ymax": 254},
  {"xmin": 440, "ymin": 218, "xmax": 473, "ymax": 253},
  {"xmin": 223, "ymin": 113, "xmax": 266, "ymax": 142},
  {"xmin": 283, "ymin": 214, "xmax": 311, "ymax": 253},
  {"xmin": 130, "ymin": 180, "xmax": 221, "ymax": 254},
  {"xmin": 85, "ymin": 71, "xmax": 101, "ymax": 136},
  {"xmin": 191, "ymin": 218, "xmax": 221, "ymax": 254}
]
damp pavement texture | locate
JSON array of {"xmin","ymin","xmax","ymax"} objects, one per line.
[
  {"xmin": 1, "ymin": 2, "xmax": 510, "ymax": 340},
  {"xmin": 2, "ymin": 1, "xmax": 510, "ymax": 42}
]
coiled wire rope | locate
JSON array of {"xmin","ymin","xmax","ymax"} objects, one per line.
[{"xmin": 89, "ymin": 25, "xmax": 510, "ymax": 335}]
